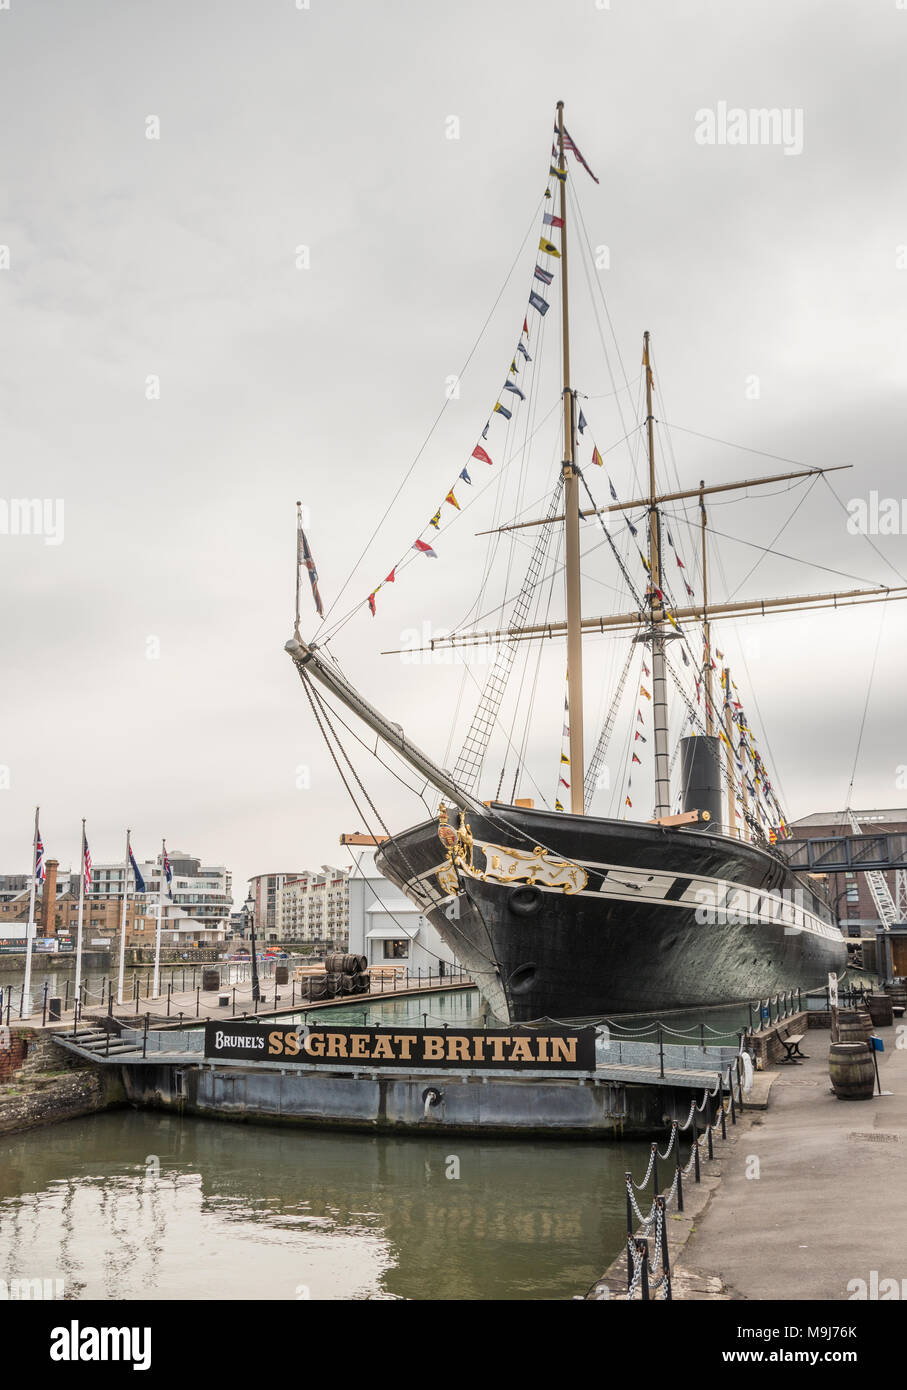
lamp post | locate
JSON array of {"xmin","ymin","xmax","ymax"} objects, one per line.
[{"xmin": 245, "ymin": 889, "xmax": 260, "ymax": 1005}]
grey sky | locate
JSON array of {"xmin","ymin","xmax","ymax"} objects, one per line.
[{"xmin": 2, "ymin": 0, "xmax": 906, "ymax": 903}]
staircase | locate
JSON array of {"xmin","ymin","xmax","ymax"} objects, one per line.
[
  {"xmin": 54, "ymin": 1027, "xmax": 146, "ymax": 1063},
  {"xmin": 846, "ymin": 811, "xmax": 899, "ymax": 929}
]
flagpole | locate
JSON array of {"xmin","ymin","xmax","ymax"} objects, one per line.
[
  {"xmin": 556, "ymin": 99, "xmax": 585, "ymax": 816},
  {"xmin": 117, "ymin": 829, "xmax": 130, "ymax": 1006},
  {"xmin": 22, "ymin": 805, "xmax": 39, "ymax": 1018},
  {"xmin": 74, "ymin": 818, "xmax": 86, "ymax": 1006},
  {"xmin": 152, "ymin": 838, "xmax": 165, "ymax": 998},
  {"xmin": 294, "ymin": 501, "xmax": 303, "ymax": 639}
]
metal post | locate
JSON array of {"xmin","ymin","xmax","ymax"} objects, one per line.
[
  {"xmin": 707, "ymin": 1114, "xmax": 714, "ymax": 1160},
  {"xmin": 196, "ymin": 986, "xmax": 200, "ymax": 1018},
  {"xmin": 693, "ymin": 1126, "xmax": 701, "ymax": 1183},
  {"xmin": 719, "ymin": 1076, "xmax": 727, "ymax": 1139},
  {"xmin": 142, "ymin": 1012, "xmax": 149, "ymax": 1059},
  {"xmin": 650, "ymin": 1142, "xmax": 659, "ymax": 1203},
  {"xmin": 42, "ymin": 983, "xmax": 48, "ymax": 1028},
  {"xmin": 658, "ymin": 1023, "xmax": 665, "ymax": 1079},
  {"xmin": 675, "ymin": 1144, "xmax": 684, "ymax": 1213},
  {"xmin": 625, "ymin": 1174, "xmax": 634, "ymax": 1287},
  {"xmin": 748, "ymin": 1001, "xmax": 753, "ymax": 1032},
  {"xmin": 18, "ymin": 984, "xmax": 24, "ymax": 1018},
  {"xmin": 657, "ymin": 1196, "xmax": 672, "ymax": 1301},
  {"xmin": 728, "ymin": 1065, "xmax": 737, "ymax": 1124},
  {"xmin": 699, "ymin": 1022, "xmax": 705, "ymax": 1050},
  {"xmin": 167, "ymin": 983, "xmax": 172, "ymax": 1018},
  {"xmin": 797, "ymin": 987, "xmax": 802, "ymax": 1012},
  {"xmin": 636, "ymin": 1239, "xmax": 650, "ymax": 1302},
  {"xmin": 232, "ymin": 986, "xmax": 236, "ymax": 1017}
]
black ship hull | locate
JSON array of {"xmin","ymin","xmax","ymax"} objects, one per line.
[{"xmin": 375, "ymin": 803, "xmax": 846, "ymax": 1022}]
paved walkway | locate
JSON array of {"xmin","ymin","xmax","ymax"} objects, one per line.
[{"xmin": 676, "ymin": 1022, "xmax": 907, "ymax": 1300}]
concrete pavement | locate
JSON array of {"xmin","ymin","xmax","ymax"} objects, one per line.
[{"xmin": 676, "ymin": 1021, "xmax": 907, "ymax": 1300}]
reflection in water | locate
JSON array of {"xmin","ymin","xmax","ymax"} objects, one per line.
[{"xmin": 0, "ymin": 1111, "xmax": 647, "ymax": 1300}]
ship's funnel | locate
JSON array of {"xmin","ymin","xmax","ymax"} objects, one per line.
[{"xmin": 678, "ymin": 736, "xmax": 723, "ymax": 833}]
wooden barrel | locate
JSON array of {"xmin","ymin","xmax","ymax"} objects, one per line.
[
  {"xmin": 837, "ymin": 1009, "xmax": 872, "ymax": 1045},
  {"xmin": 352, "ymin": 971, "xmax": 370, "ymax": 994},
  {"xmin": 275, "ymin": 965, "xmax": 289, "ymax": 985},
  {"xmin": 867, "ymin": 994, "xmax": 894, "ymax": 1028},
  {"xmin": 829, "ymin": 1042, "xmax": 875, "ymax": 1100},
  {"xmin": 306, "ymin": 976, "xmax": 329, "ymax": 1000},
  {"xmin": 339, "ymin": 972, "xmax": 357, "ymax": 995},
  {"xmin": 324, "ymin": 952, "xmax": 360, "ymax": 974},
  {"xmin": 325, "ymin": 971, "xmax": 343, "ymax": 996},
  {"xmin": 202, "ymin": 968, "xmax": 220, "ymax": 991}
]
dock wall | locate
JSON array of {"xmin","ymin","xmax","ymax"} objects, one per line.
[{"xmin": 123, "ymin": 1061, "xmax": 700, "ymax": 1139}]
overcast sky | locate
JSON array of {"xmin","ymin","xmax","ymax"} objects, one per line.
[{"xmin": 2, "ymin": 0, "xmax": 906, "ymax": 905}]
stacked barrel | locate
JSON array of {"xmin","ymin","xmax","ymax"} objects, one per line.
[
  {"xmin": 829, "ymin": 1008, "xmax": 876, "ymax": 1101},
  {"xmin": 296, "ymin": 954, "xmax": 370, "ymax": 1002}
]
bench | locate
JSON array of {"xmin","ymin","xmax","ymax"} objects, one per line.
[{"xmin": 776, "ymin": 1025, "xmax": 808, "ymax": 1064}]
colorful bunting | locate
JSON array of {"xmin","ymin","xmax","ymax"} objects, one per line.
[
  {"xmin": 528, "ymin": 291, "xmax": 550, "ymax": 316},
  {"xmin": 459, "ymin": 467, "xmax": 472, "ymax": 485},
  {"xmin": 592, "ymin": 446, "xmax": 603, "ymax": 467},
  {"xmin": 577, "ymin": 410, "xmax": 587, "ymax": 434},
  {"xmin": 494, "ymin": 402, "xmax": 512, "ymax": 419},
  {"xmin": 472, "ymin": 444, "xmax": 493, "ymax": 466},
  {"xmin": 445, "ymin": 491, "xmax": 460, "ymax": 510},
  {"xmin": 367, "ymin": 592, "xmax": 377, "ymax": 616},
  {"xmin": 384, "ymin": 568, "xmax": 396, "ymax": 583},
  {"xmin": 543, "ymin": 213, "xmax": 565, "ymax": 228},
  {"xmin": 412, "ymin": 540, "xmax": 437, "ymax": 558},
  {"xmin": 534, "ymin": 265, "xmax": 553, "ymax": 286},
  {"xmin": 503, "ymin": 381, "xmax": 526, "ymax": 400},
  {"xmin": 429, "ymin": 510, "xmax": 441, "ymax": 529}
]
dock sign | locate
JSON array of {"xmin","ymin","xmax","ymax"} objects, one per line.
[{"xmin": 203, "ymin": 1021, "xmax": 596, "ymax": 1071}]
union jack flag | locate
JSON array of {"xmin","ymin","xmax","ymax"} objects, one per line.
[
  {"xmin": 35, "ymin": 829, "xmax": 46, "ymax": 884},
  {"xmin": 83, "ymin": 833, "xmax": 92, "ymax": 893},
  {"xmin": 297, "ymin": 518, "xmax": 324, "ymax": 619}
]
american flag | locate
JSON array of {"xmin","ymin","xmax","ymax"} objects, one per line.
[
  {"xmin": 83, "ymin": 833, "xmax": 92, "ymax": 893},
  {"xmin": 555, "ymin": 125, "xmax": 600, "ymax": 184}
]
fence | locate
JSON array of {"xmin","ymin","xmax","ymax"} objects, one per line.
[{"xmin": 595, "ymin": 1058, "xmax": 745, "ymax": 1302}]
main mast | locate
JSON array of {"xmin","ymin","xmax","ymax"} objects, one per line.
[
  {"xmin": 644, "ymin": 332, "xmax": 671, "ymax": 818},
  {"xmin": 557, "ymin": 100, "xmax": 584, "ymax": 816}
]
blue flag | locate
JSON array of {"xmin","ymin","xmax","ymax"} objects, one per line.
[
  {"xmin": 129, "ymin": 847, "xmax": 146, "ymax": 894},
  {"xmin": 528, "ymin": 291, "xmax": 550, "ymax": 317},
  {"xmin": 517, "ymin": 342, "xmax": 532, "ymax": 361},
  {"xmin": 577, "ymin": 410, "xmax": 587, "ymax": 434},
  {"xmin": 503, "ymin": 381, "xmax": 525, "ymax": 400},
  {"xmin": 459, "ymin": 467, "xmax": 472, "ymax": 485}
]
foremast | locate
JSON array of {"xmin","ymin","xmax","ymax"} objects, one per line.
[
  {"xmin": 644, "ymin": 332, "xmax": 671, "ymax": 818},
  {"xmin": 557, "ymin": 101, "xmax": 585, "ymax": 815}
]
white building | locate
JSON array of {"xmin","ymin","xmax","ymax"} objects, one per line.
[
  {"xmin": 275, "ymin": 868, "xmax": 349, "ymax": 945},
  {"xmin": 90, "ymin": 851, "xmax": 231, "ymax": 927},
  {"xmin": 346, "ymin": 843, "xmax": 458, "ymax": 978}
]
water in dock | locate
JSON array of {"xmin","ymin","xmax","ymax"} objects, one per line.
[{"xmin": 0, "ymin": 1110, "xmax": 648, "ymax": 1300}]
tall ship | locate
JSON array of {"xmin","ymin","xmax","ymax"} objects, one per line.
[{"xmin": 286, "ymin": 104, "xmax": 905, "ymax": 1022}]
